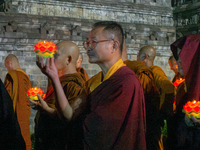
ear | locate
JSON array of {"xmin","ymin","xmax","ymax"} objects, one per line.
[
  {"xmin": 112, "ymin": 41, "xmax": 119, "ymax": 52},
  {"xmin": 67, "ymin": 56, "xmax": 72, "ymax": 64}
]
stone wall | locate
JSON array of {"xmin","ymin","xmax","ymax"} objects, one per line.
[
  {"xmin": 0, "ymin": 0, "xmax": 175, "ymax": 84},
  {"xmin": 172, "ymin": 0, "xmax": 200, "ymax": 38}
]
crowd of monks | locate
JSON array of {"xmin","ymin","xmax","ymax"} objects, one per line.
[{"xmin": 0, "ymin": 21, "xmax": 200, "ymax": 150}]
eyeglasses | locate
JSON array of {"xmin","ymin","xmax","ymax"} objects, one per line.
[{"xmin": 83, "ymin": 39, "xmax": 113, "ymax": 50}]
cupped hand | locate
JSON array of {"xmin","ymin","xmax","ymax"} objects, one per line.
[
  {"xmin": 36, "ymin": 55, "xmax": 58, "ymax": 80},
  {"xmin": 29, "ymin": 94, "xmax": 50, "ymax": 112}
]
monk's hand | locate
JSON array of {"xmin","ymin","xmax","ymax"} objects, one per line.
[
  {"xmin": 36, "ymin": 94, "xmax": 51, "ymax": 112},
  {"xmin": 36, "ymin": 55, "xmax": 58, "ymax": 80},
  {"xmin": 29, "ymin": 98, "xmax": 40, "ymax": 110}
]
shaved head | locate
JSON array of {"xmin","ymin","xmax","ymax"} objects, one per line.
[
  {"xmin": 5, "ymin": 54, "xmax": 20, "ymax": 71},
  {"xmin": 56, "ymin": 41, "xmax": 80, "ymax": 65},
  {"xmin": 137, "ymin": 45, "xmax": 156, "ymax": 67},
  {"xmin": 55, "ymin": 41, "xmax": 80, "ymax": 75}
]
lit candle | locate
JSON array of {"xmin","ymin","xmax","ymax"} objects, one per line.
[
  {"xmin": 34, "ymin": 41, "xmax": 57, "ymax": 58},
  {"xmin": 173, "ymin": 78, "xmax": 185, "ymax": 87},
  {"xmin": 182, "ymin": 100, "xmax": 200, "ymax": 119},
  {"xmin": 27, "ymin": 87, "xmax": 46, "ymax": 101}
]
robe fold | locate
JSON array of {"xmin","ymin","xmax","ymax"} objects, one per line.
[
  {"xmin": 124, "ymin": 60, "xmax": 155, "ymax": 94},
  {"xmin": 35, "ymin": 72, "xmax": 85, "ymax": 150},
  {"xmin": 167, "ymin": 34, "xmax": 200, "ymax": 150},
  {"xmin": 77, "ymin": 67, "xmax": 89, "ymax": 81},
  {"xmin": 0, "ymin": 79, "xmax": 25, "ymax": 150},
  {"xmin": 125, "ymin": 60, "xmax": 164, "ymax": 150},
  {"xmin": 150, "ymin": 66, "xmax": 174, "ymax": 114},
  {"xmin": 4, "ymin": 69, "xmax": 32, "ymax": 150},
  {"xmin": 83, "ymin": 66, "xmax": 146, "ymax": 150}
]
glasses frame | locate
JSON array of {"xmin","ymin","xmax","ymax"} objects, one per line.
[{"xmin": 83, "ymin": 39, "xmax": 113, "ymax": 50}]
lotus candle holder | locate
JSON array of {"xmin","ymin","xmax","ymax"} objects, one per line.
[
  {"xmin": 27, "ymin": 87, "xmax": 46, "ymax": 101},
  {"xmin": 34, "ymin": 41, "xmax": 57, "ymax": 58},
  {"xmin": 182, "ymin": 100, "xmax": 200, "ymax": 119}
]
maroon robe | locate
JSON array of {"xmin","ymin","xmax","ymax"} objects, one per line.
[
  {"xmin": 83, "ymin": 66, "xmax": 146, "ymax": 150},
  {"xmin": 167, "ymin": 34, "xmax": 200, "ymax": 150}
]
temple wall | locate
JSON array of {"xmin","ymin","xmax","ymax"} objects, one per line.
[{"xmin": 0, "ymin": 0, "xmax": 175, "ymax": 132}]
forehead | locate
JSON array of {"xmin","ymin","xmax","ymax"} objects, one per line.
[{"xmin": 89, "ymin": 27, "xmax": 106, "ymax": 39}]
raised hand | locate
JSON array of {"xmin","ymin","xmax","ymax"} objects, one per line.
[{"xmin": 36, "ymin": 55, "xmax": 58, "ymax": 80}]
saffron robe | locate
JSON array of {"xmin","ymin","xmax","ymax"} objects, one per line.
[
  {"xmin": 35, "ymin": 72, "xmax": 86, "ymax": 150},
  {"xmin": 167, "ymin": 34, "xmax": 200, "ymax": 150},
  {"xmin": 125, "ymin": 60, "xmax": 163, "ymax": 150},
  {"xmin": 77, "ymin": 67, "xmax": 89, "ymax": 81},
  {"xmin": 83, "ymin": 66, "xmax": 146, "ymax": 150},
  {"xmin": 4, "ymin": 69, "xmax": 31, "ymax": 150},
  {"xmin": 150, "ymin": 66, "xmax": 174, "ymax": 115},
  {"xmin": 0, "ymin": 79, "xmax": 25, "ymax": 150}
]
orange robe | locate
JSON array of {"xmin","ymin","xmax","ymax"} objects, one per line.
[
  {"xmin": 77, "ymin": 67, "xmax": 89, "ymax": 81},
  {"xmin": 4, "ymin": 69, "xmax": 32, "ymax": 150},
  {"xmin": 34, "ymin": 72, "xmax": 86, "ymax": 150},
  {"xmin": 150, "ymin": 66, "xmax": 175, "ymax": 150},
  {"xmin": 124, "ymin": 60, "xmax": 156, "ymax": 94},
  {"xmin": 125, "ymin": 60, "xmax": 165, "ymax": 150}
]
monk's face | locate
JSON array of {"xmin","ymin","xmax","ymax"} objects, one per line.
[
  {"xmin": 137, "ymin": 51, "xmax": 147, "ymax": 66},
  {"xmin": 168, "ymin": 59, "xmax": 178, "ymax": 74},
  {"xmin": 5, "ymin": 60, "xmax": 12, "ymax": 71},
  {"xmin": 54, "ymin": 51, "xmax": 66, "ymax": 71},
  {"xmin": 85, "ymin": 27, "xmax": 114, "ymax": 64}
]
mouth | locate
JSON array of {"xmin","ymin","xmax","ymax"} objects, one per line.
[{"xmin": 87, "ymin": 50, "xmax": 95, "ymax": 57}]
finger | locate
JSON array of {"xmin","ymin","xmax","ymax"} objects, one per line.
[
  {"xmin": 29, "ymin": 98, "xmax": 38, "ymax": 105},
  {"xmin": 40, "ymin": 56, "xmax": 44, "ymax": 68},
  {"xmin": 46, "ymin": 58, "xmax": 50, "ymax": 67},
  {"xmin": 36, "ymin": 55, "xmax": 40, "ymax": 67},
  {"xmin": 38, "ymin": 94, "xmax": 44, "ymax": 102}
]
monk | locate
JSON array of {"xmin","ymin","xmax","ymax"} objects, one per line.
[
  {"xmin": 168, "ymin": 56, "xmax": 184, "ymax": 83},
  {"xmin": 137, "ymin": 46, "xmax": 175, "ymax": 150},
  {"xmin": 167, "ymin": 34, "xmax": 200, "ymax": 150},
  {"xmin": 37, "ymin": 21, "xmax": 146, "ymax": 150},
  {"xmin": 122, "ymin": 40, "xmax": 157, "ymax": 94},
  {"xmin": 4, "ymin": 54, "xmax": 31, "ymax": 150},
  {"xmin": 33, "ymin": 41, "xmax": 86, "ymax": 150},
  {"xmin": 76, "ymin": 52, "xmax": 89, "ymax": 81},
  {"xmin": 0, "ymin": 78, "xmax": 26, "ymax": 150}
]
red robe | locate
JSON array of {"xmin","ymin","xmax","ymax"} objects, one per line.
[{"xmin": 83, "ymin": 66, "xmax": 146, "ymax": 150}]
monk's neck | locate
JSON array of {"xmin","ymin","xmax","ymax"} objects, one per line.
[
  {"xmin": 58, "ymin": 67, "xmax": 77, "ymax": 77},
  {"xmin": 98, "ymin": 58, "xmax": 121, "ymax": 77}
]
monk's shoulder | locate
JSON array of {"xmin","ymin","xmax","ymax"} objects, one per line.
[
  {"xmin": 117, "ymin": 66, "xmax": 140, "ymax": 83},
  {"xmin": 150, "ymin": 66, "xmax": 166, "ymax": 77}
]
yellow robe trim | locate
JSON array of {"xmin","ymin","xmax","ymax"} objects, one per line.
[{"xmin": 88, "ymin": 59, "xmax": 126, "ymax": 93}]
